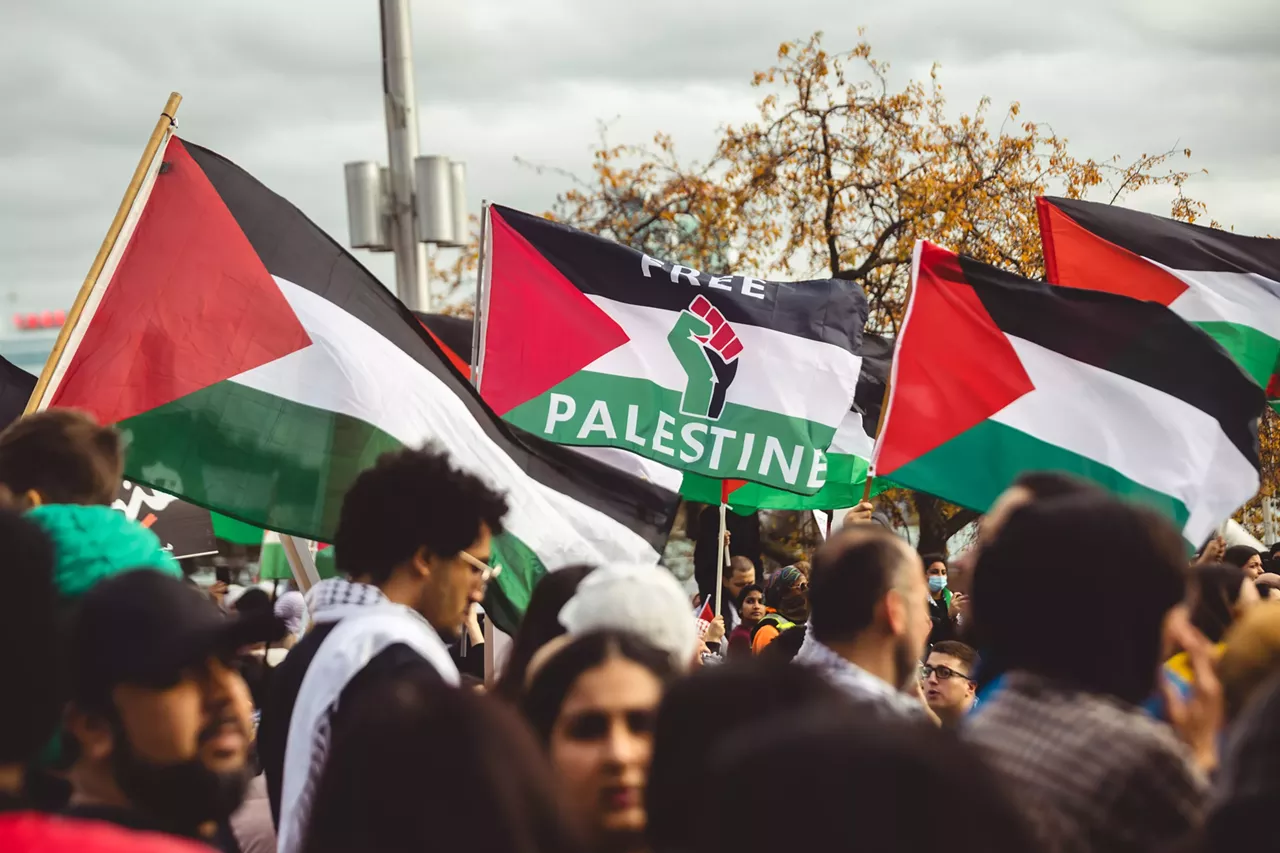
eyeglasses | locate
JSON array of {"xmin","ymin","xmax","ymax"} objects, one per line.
[
  {"xmin": 920, "ymin": 664, "xmax": 973, "ymax": 682},
  {"xmin": 458, "ymin": 550, "xmax": 501, "ymax": 583}
]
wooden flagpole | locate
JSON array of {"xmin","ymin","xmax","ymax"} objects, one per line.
[
  {"xmin": 280, "ymin": 533, "xmax": 321, "ymax": 594},
  {"xmin": 715, "ymin": 501, "xmax": 727, "ymax": 616},
  {"xmin": 859, "ymin": 380, "xmax": 894, "ymax": 502},
  {"xmin": 714, "ymin": 480, "xmax": 732, "ymax": 616},
  {"xmin": 26, "ymin": 92, "xmax": 182, "ymax": 414}
]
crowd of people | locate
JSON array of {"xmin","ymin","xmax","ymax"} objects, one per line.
[{"xmin": 3, "ymin": 409, "xmax": 1280, "ymax": 852}]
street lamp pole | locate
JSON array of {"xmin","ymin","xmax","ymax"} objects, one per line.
[{"xmin": 379, "ymin": 0, "xmax": 429, "ymax": 311}]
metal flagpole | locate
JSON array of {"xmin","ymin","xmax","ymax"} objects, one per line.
[
  {"xmin": 470, "ymin": 200, "xmax": 493, "ymax": 391},
  {"xmin": 27, "ymin": 92, "xmax": 182, "ymax": 413},
  {"xmin": 473, "ymin": 200, "xmax": 498, "ymax": 684}
]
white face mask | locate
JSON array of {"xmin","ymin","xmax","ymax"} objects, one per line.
[{"xmin": 928, "ymin": 575, "xmax": 948, "ymax": 594}]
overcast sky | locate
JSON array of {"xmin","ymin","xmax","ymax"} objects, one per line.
[{"xmin": 1, "ymin": 0, "xmax": 1276, "ymax": 324}]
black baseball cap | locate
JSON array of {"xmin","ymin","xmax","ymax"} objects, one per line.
[{"xmin": 71, "ymin": 569, "xmax": 285, "ymax": 707}]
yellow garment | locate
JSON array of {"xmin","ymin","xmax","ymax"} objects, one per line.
[{"xmin": 1165, "ymin": 643, "xmax": 1226, "ymax": 682}]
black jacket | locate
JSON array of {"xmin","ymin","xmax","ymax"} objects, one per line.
[
  {"xmin": 927, "ymin": 594, "xmax": 958, "ymax": 646},
  {"xmin": 258, "ymin": 623, "xmax": 443, "ymax": 828}
]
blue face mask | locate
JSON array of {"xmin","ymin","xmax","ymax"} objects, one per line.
[{"xmin": 928, "ymin": 575, "xmax": 948, "ymax": 594}]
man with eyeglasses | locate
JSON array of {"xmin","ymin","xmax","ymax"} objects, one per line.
[
  {"xmin": 260, "ymin": 447, "xmax": 508, "ymax": 851},
  {"xmin": 921, "ymin": 641, "xmax": 979, "ymax": 727}
]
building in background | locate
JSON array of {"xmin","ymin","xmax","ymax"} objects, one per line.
[{"xmin": 0, "ymin": 311, "xmax": 60, "ymax": 375}]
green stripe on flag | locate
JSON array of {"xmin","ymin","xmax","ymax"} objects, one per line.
[
  {"xmin": 504, "ymin": 371, "xmax": 836, "ymax": 494},
  {"xmin": 484, "ymin": 533, "xmax": 550, "ymax": 635},
  {"xmin": 680, "ymin": 451, "xmax": 884, "ymax": 512},
  {"xmin": 211, "ymin": 512, "xmax": 266, "ymax": 546},
  {"xmin": 886, "ymin": 417, "xmax": 1190, "ymax": 533},
  {"xmin": 1193, "ymin": 320, "xmax": 1280, "ymax": 389},
  {"xmin": 119, "ymin": 380, "xmax": 402, "ymax": 539},
  {"xmin": 120, "ymin": 379, "xmax": 547, "ymax": 626}
]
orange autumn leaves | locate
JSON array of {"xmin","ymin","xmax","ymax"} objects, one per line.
[{"xmin": 544, "ymin": 31, "xmax": 1204, "ymax": 336}]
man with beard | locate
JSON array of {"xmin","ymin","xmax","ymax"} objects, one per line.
[
  {"xmin": 64, "ymin": 570, "xmax": 284, "ymax": 852},
  {"xmin": 794, "ymin": 526, "xmax": 936, "ymax": 722}
]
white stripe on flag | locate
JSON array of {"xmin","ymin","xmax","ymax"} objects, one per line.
[
  {"xmin": 1160, "ymin": 262, "xmax": 1280, "ymax": 340},
  {"xmin": 991, "ymin": 335, "xmax": 1258, "ymax": 542},
  {"xmin": 582, "ymin": 294, "xmax": 863, "ymax": 431},
  {"xmin": 230, "ymin": 277, "xmax": 660, "ymax": 569}
]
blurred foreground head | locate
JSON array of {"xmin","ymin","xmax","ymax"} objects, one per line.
[
  {"xmin": 0, "ymin": 509, "xmax": 57, "ymax": 783},
  {"xmin": 646, "ymin": 661, "xmax": 844, "ymax": 853},
  {"xmin": 972, "ymin": 492, "xmax": 1185, "ymax": 703},
  {"xmin": 700, "ymin": 706, "xmax": 1040, "ymax": 853},
  {"xmin": 0, "ymin": 409, "xmax": 122, "ymax": 508},
  {"xmin": 952, "ymin": 471, "xmax": 1103, "ymax": 580},
  {"xmin": 304, "ymin": 670, "xmax": 583, "ymax": 853}
]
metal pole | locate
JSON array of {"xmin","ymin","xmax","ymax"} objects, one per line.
[
  {"xmin": 380, "ymin": 0, "xmax": 429, "ymax": 311},
  {"xmin": 470, "ymin": 201, "xmax": 492, "ymax": 390}
]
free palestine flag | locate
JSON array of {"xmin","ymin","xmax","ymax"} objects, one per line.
[
  {"xmin": 1038, "ymin": 196, "xmax": 1280, "ymax": 410},
  {"xmin": 478, "ymin": 204, "xmax": 870, "ymax": 498},
  {"xmin": 684, "ymin": 331, "xmax": 893, "ymax": 510},
  {"xmin": 31, "ymin": 134, "xmax": 678, "ymax": 630},
  {"xmin": 875, "ymin": 241, "xmax": 1264, "ymax": 544},
  {"xmin": 437, "ymin": 299, "xmax": 883, "ymax": 510}
]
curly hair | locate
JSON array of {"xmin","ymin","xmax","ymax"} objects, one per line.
[{"xmin": 334, "ymin": 446, "xmax": 508, "ymax": 584}]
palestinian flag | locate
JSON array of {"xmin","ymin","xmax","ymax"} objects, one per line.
[
  {"xmin": 478, "ymin": 205, "xmax": 869, "ymax": 497},
  {"xmin": 440, "ymin": 309, "xmax": 885, "ymax": 511},
  {"xmin": 682, "ymin": 333, "xmax": 894, "ymax": 510},
  {"xmin": 874, "ymin": 241, "xmax": 1264, "ymax": 544},
  {"xmin": 1039, "ymin": 197, "xmax": 1280, "ymax": 410},
  {"xmin": 679, "ymin": 410, "xmax": 876, "ymax": 510},
  {"xmin": 31, "ymin": 134, "xmax": 678, "ymax": 630}
]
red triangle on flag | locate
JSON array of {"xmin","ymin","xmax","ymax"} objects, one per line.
[
  {"xmin": 876, "ymin": 243, "xmax": 1035, "ymax": 476},
  {"xmin": 1038, "ymin": 198, "xmax": 1188, "ymax": 306},
  {"xmin": 481, "ymin": 208, "xmax": 629, "ymax": 416},
  {"xmin": 51, "ymin": 137, "xmax": 311, "ymax": 425}
]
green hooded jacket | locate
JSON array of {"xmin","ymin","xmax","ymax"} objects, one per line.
[
  {"xmin": 26, "ymin": 504, "xmax": 182, "ymax": 601},
  {"xmin": 26, "ymin": 504, "xmax": 183, "ymax": 771}
]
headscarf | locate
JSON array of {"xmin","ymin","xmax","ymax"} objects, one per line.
[
  {"xmin": 765, "ymin": 566, "xmax": 805, "ymax": 610},
  {"xmin": 274, "ymin": 590, "xmax": 307, "ymax": 636},
  {"xmin": 559, "ymin": 563, "xmax": 698, "ymax": 669}
]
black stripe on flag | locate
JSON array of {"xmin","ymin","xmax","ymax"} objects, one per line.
[
  {"xmin": 493, "ymin": 205, "xmax": 868, "ymax": 353},
  {"xmin": 956, "ymin": 254, "xmax": 1264, "ymax": 467},
  {"xmin": 1044, "ymin": 197, "xmax": 1280, "ymax": 281},
  {"xmin": 182, "ymin": 143, "xmax": 678, "ymax": 550}
]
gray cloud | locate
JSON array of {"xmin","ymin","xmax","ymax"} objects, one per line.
[{"xmin": 0, "ymin": 0, "xmax": 1275, "ymax": 323}]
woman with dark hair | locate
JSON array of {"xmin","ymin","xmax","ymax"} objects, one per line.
[
  {"xmin": 303, "ymin": 669, "xmax": 584, "ymax": 853},
  {"xmin": 964, "ymin": 493, "xmax": 1212, "ymax": 853},
  {"xmin": 522, "ymin": 632, "xmax": 678, "ymax": 853},
  {"xmin": 1188, "ymin": 563, "xmax": 1259, "ymax": 644},
  {"xmin": 698, "ymin": 706, "xmax": 1040, "ymax": 853},
  {"xmin": 1223, "ymin": 544, "xmax": 1264, "ymax": 580},
  {"xmin": 1161, "ymin": 562, "xmax": 1261, "ymax": 709},
  {"xmin": 494, "ymin": 564, "xmax": 595, "ymax": 701},
  {"xmin": 646, "ymin": 661, "xmax": 844, "ymax": 853},
  {"xmin": 726, "ymin": 584, "xmax": 765, "ymax": 657}
]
